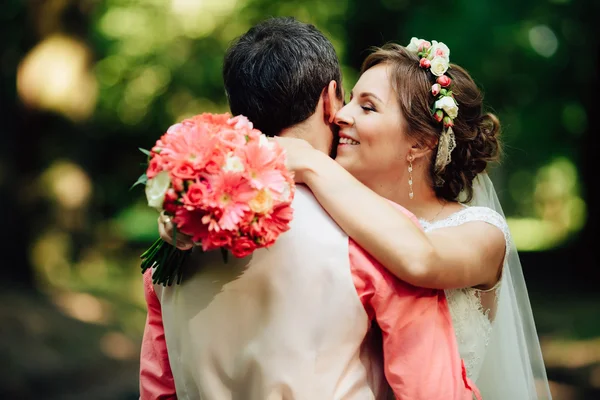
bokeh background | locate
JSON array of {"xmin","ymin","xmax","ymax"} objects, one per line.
[{"xmin": 1, "ymin": 0, "xmax": 598, "ymax": 398}]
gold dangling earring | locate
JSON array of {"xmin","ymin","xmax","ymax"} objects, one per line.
[{"xmin": 408, "ymin": 155, "xmax": 414, "ymax": 200}]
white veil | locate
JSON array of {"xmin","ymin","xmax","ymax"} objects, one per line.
[{"xmin": 468, "ymin": 173, "xmax": 552, "ymax": 399}]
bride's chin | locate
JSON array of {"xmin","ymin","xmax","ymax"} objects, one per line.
[
  {"xmin": 334, "ymin": 155, "xmax": 353, "ymax": 171},
  {"xmin": 333, "ymin": 153, "xmax": 348, "ymax": 165}
]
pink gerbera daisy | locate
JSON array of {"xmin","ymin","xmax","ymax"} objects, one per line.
[
  {"xmin": 159, "ymin": 122, "xmax": 223, "ymax": 172},
  {"xmin": 207, "ymin": 171, "xmax": 256, "ymax": 231},
  {"xmin": 241, "ymin": 141, "xmax": 286, "ymax": 194}
]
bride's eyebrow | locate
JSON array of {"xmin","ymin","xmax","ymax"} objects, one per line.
[
  {"xmin": 348, "ymin": 91, "xmax": 383, "ymax": 104},
  {"xmin": 359, "ymin": 92, "xmax": 384, "ymax": 104}
]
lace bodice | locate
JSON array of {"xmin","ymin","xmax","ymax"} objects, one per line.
[{"xmin": 419, "ymin": 206, "xmax": 511, "ymax": 382}]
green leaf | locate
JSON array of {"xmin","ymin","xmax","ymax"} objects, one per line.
[
  {"xmin": 130, "ymin": 173, "xmax": 148, "ymax": 190},
  {"xmin": 139, "ymin": 148, "xmax": 151, "ymax": 156}
]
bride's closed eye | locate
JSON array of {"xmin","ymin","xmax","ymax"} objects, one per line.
[{"xmin": 361, "ymin": 104, "xmax": 376, "ymax": 113}]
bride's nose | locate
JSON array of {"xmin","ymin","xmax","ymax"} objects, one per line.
[{"xmin": 334, "ymin": 105, "xmax": 354, "ymax": 127}]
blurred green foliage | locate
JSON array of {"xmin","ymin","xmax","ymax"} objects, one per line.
[
  {"xmin": 84, "ymin": 0, "xmax": 596, "ymax": 251},
  {"xmin": 1, "ymin": 0, "xmax": 599, "ymax": 398}
]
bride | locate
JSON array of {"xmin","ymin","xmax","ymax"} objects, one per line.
[
  {"xmin": 161, "ymin": 39, "xmax": 552, "ymax": 399},
  {"xmin": 275, "ymin": 40, "xmax": 552, "ymax": 399}
]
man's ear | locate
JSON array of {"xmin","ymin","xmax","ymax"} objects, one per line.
[{"xmin": 323, "ymin": 80, "xmax": 342, "ymax": 124}]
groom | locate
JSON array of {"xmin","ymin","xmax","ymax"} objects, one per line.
[{"xmin": 140, "ymin": 17, "xmax": 477, "ymax": 399}]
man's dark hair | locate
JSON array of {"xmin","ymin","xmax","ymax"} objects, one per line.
[{"xmin": 223, "ymin": 17, "xmax": 343, "ymax": 136}]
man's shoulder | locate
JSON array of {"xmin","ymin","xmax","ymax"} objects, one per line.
[
  {"xmin": 291, "ymin": 185, "xmax": 320, "ymax": 207},
  {"xmin": 283, "ymin": 185, "xmax": 347, "ymax": 241},
  {"xmin": 249, "ymin": 185, "xmax": 349, "ymax": 267},
  {"xmin": 290, "ymin": 185, "xmax": 336, "ymax": 225}
]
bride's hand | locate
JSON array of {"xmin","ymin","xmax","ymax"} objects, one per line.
[
  {"xmin": 270, "ymin": 137, "xmax": 318, "ymax": 183},
  {"xmin": 158, "ymin": 212, "xmax": 194, "ymax": 250}
]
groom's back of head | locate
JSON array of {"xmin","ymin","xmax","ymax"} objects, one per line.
[{"xmin": 223, "ymin": 17, "xmax": 342, "ymax": 136}]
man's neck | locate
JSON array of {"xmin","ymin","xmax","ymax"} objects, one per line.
[
  {"xmin": 278, "ymin": 118, "xmax": 313, "ymax": 140},
  {"xmin": 277, "ymin": 114, "xmax": 333, "ymax": 156}
]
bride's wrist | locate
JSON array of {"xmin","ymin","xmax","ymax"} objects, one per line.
[{"xmin": 300, "ymin": 150, "xmax": 335, "ymax": 186}]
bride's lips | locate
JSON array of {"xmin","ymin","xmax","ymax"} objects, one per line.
[{"xmin": 338, "ymin": 132, "xmax": 360, "ymax": 146}]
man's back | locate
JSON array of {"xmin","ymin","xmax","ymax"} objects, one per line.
[
  {"xmin": 142, "ymin": 186, "xmax": 477, "ymax": 399},
  {"xmin": 154, "ymin": 186, "xmax": 384, "ymax": 399}
]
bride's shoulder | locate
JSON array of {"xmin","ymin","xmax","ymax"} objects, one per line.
[
  {"xmin": 426, "ymin": 206, "xmax": 510, "ymax": 240},
  {"xmin": 459, "ymin": 205, "xmax": 506, "ymax": 221},
  {"xmin": 453, "ymin": 206, "xmax": 511, "ymax": 250},
  {"xmin": 435, "ymin": 207, "xmax": 512, "ymax": 265},
  {"xmin": 450, "ymin": 205, "xmax": 508, "ymax": 230}
]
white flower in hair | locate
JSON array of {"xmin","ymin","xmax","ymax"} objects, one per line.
[
  {"xmin": 428, "ymin": 40, "xmax": 450, "ymax": 62},
  {"xmin": 406, "ymin": 37, "xmax": 422, "ymax": 54},
  {"xmin": 435, "ymin": 96, "xmax": 459, "ymax": 119},
  {"xmin": 430, "ymin": 56, "xmax": 449, "ymax": 76}
]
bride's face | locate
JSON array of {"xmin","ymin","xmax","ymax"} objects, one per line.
[{"xmin": 334, "ymin": 64, "xmax": 412, "ymax": 188}]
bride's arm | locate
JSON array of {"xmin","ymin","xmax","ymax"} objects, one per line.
[{"xmin": 293, "ymin": 146, "xmax": 505, "ymax": 290}]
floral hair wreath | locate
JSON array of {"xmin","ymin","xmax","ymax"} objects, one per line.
[{"xmin": 406, "ymin": 37, "xmax": 458, "ymax": 181}]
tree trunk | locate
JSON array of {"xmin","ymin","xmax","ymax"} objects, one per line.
[
  {"xmin": 576, "ymin": 39, "xmax": 600, "ymax": 282},
  {"xmin": 0, "ymin": 2, "xmax": 37, "ymax": 290}
]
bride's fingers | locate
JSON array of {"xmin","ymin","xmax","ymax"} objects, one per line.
[
  {"xmin": 158, "ymin": 216, "xmax": 174, "ymax": 245},
  {"xmin": 158, "ymin": 214, "xmax": 194, "ymax": 249},
  {"xmin": 173, "ymin": 230, "xmax": 194, "ymax": 250},
  {"xmin": 158, "ymin": 212, "xmax": 172, "ymax": 230},
  {"xmin": 175, "ymin": 241, "xmax": 194, "ymax": 250}
]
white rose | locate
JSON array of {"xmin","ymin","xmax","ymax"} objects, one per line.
[
  {"xmin": 166, "ymin": 123, "xmax": 182, "ymax": 135},
  {"xmin": 258, "ymin": 134, "xmax": 276, "ymax": 149},
  {"xmin": 406, "ymin": 37, "xmax": 421, "ymax": 53},
  {"xmin": 145, "ymin": 170, "xmax": 171, "ymax": 210},
  {"xmin": 279, "ymin": 182, "xmax": 292, "ymax": 203},
  {"xmin": 428, "ymin": 41, "xmax": 450, "ymax": 62},
  {"xmin": 228, "ymin": 115, "xmax": 253, "ymax": 130},
  {"xmin": 259, "ymin": 134, "xmax": 268, "ymax": 147},
  {"xmin": 434, "ymin": 96, "xmax": 459, "ymax": 119},
  {"xmin": 430, "ymin": 56, "xmax": 449, "ymax": 76},
  {"xmin": 222, "ymin": 153, "xmax": 245, "ymax": 173}
]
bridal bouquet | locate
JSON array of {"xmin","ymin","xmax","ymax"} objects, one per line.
[{"xmin": 136, "ymin": 113, "xmax": 295, "ymax": 286}]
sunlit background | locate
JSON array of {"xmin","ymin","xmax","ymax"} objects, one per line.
[{"xmin": 1, "ymin": 0, "xmax": 598, "ymax": 398}]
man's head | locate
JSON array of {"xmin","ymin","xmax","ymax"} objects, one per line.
[{"xmin": 223, "ymin": 17, "xmax": 343, "ymax": 153}]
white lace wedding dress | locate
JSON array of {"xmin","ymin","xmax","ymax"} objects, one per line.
[{"xmin": 419, "ymin": 206, "xmax": 511, "ymax": 382}]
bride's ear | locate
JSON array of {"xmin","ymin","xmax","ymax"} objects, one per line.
[
  {"xmin": 411, "ymin": 137, "xmax": 436, "ymax": 160},
  {"xmin": 323, "ymin": 80, "xmax": 342, "ymax": 124}
]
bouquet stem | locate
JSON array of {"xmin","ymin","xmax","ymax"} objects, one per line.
[
  {"xmin": 140, "ymin": 226, "xmax": 231, "ymax": 286},
  {"xmin": 140, "ymin": 236, "xmax": 192, "ymax": 286}
]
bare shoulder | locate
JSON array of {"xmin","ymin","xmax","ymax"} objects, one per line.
[
  {"xmin": 431, "ymin": 218, "xmax": 505, "ymax": 252},
  {"xmin": 455, "ymin": 219, "xmax": 506, "ymax": 252},
  {"xmin": 426, "ymin": 207, "xmax": 509, "ymax": 287},
  {"xmin": 432, "ymin": 206, "xmax": 508, "ymax": 251}
]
